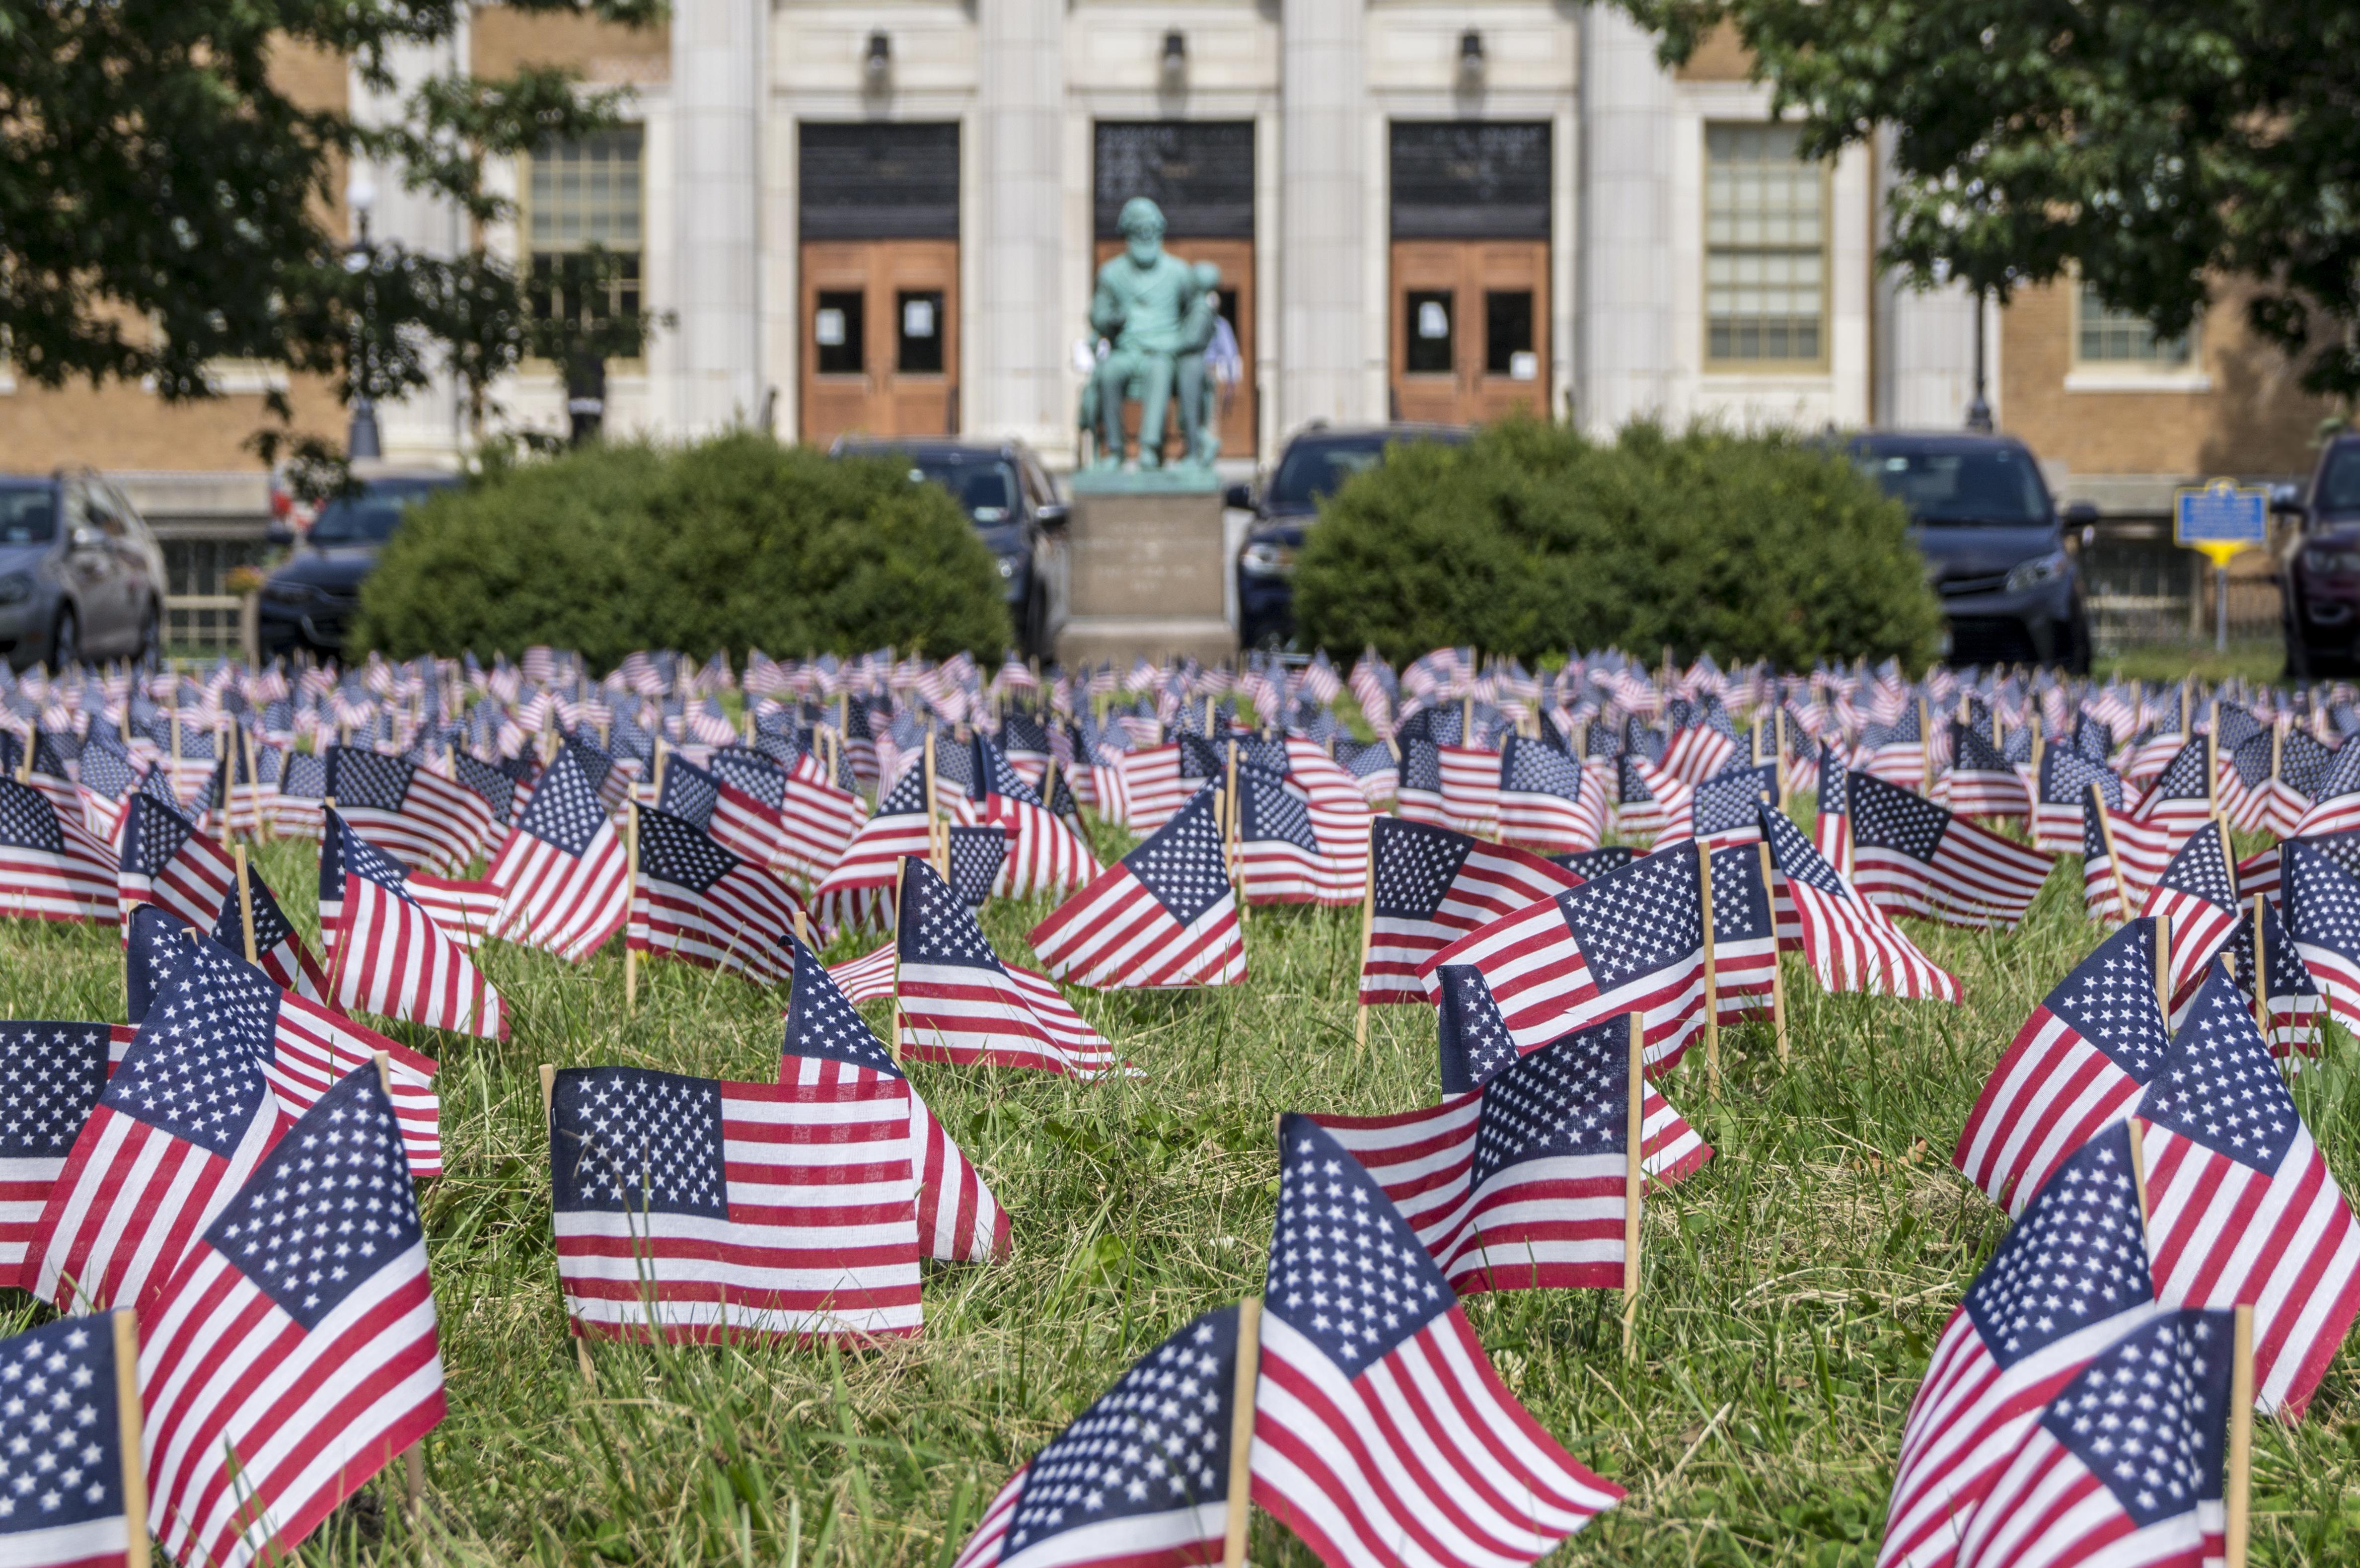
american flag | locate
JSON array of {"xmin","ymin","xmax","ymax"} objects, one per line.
[
  {"xmin": 1879, "ymin": 1123, "xmax": 2157, "ymax": 1568},
  {"xmin": 1116, "ymin": 742, "xmax": 1188, "ymax": 834},
  {"xmin": 1614, "ymin": 752, "xmax": 1692, "ymax": 846},
  {"xmin": 1945, "ymin": 1309, "xmax": 2231, "ymax": 1568},
  {"xmin": 1335, "ymin": 738, "xmax": 1399, "ymax": 805},
  {"xmin": 1552, "ymin": 846, "xmax": 1635, "ymax": 881},
  {"xmin": 2219, "ymin": 729, "xmax": 2275, "ymax": 835},
  {"xmin": 2283, "ymin": 834, "xmax": 2360, "ymax": 1039},
  {"xmin": 323, "ymin": 811, "xmax": 506, "ymax": 1039},
  {"xmin": 2035, "ymin": 744, "xmax": 2121, "ymax": 852},
  {"xmin": 628, "ymin": 805, "xmax": 804, "ymax": 987},
  {"xmin": 2221, "ymin": 890, "xmax": 2322, "ymax": 1057},
  {"xmin": 1759, "ymin": 803, "xmax": 1960, "ymax": 1002},
  {"xmin": 1234, "ymin": 765, "xmax": 1330, "ymax": 905},
  {"xmin": 1706, "ymin": 842, "xmax": 1781, "ymax": 1024},
  {"xmin": 2129, "ymin": 739, "xmax": 2216, "ymax": 841},
  {"xmin": 486, "ymin": 742, "xmax": 629, "ymax": 962},
  {"xmin": 1030, "ymin": 787, "xmax": 1244, "ymax": 990},
  {"xmin": 661, "ymin": 754, "xmax": 792, "ymax": 874},
  {"xmin": 811, "ymin": 766, "xmax": 935, "ymax": 929},
  {"xmin": 1684, "ymin": 763, "xmax": 1778, "ymax": 850},
  {"xmin": 779, "ymin": 756, "xmax": 865, "ymax": 881},
  {"xmin": 0, "ymin": 1022, "xmax": 108, "ymax": 1277},
  {"xmin": 1435, "ymin": 740, "xmax": 1502, "ymax": 838},
  {"xmin": 70, "ymin": 738, "xmax": 141, "ymax": 846},
  {"xmin": 320, "ymin": 807, "xmax": 501, "ymax": 954},
  {"xmin": 970, "ymin": 736, "xmax": 1099, "ymax": 899},
  {"xmin": 119, "ymin": 792, "xmax": 326, "ymax": 998},
  {"xmin": 896, "ymin": 859, "xmax": 1119, "ymax": 1075},
  {"xmin": 1395, "ymin": 737, "xmax": 1448, "ymax": 829},
  {"xmin": 548, "ymin": 1065, "xmax": 922, "ymax": 1341},
  {"xmin": 1278, "ymin": 737, "xmax": 1377, "ymax": 901},
  {"xmin": 1946, "ymin": 723, "xmax": 2028, "ymax": 820},
  {"xmin": 0, "ymin": 777, "xmax": 114, "ymax": 924},
  {"xmin": 780, "ymin": 938, "xmax": 1008, "ymax": 1263},
  {"xmin": 1661, "ymin": 706, "xmax": 1740, "ymax": 784},
  {"xmin": 1247, "ymin": 1117, "xmax": 1622, "ymax": 1564},
  {"xmin": 1846, "ymin": 772, "xmax": 2057, "ymax": 929},
  {"xmin": 1356, "ymin": 820, "xmax": 1576, "ymax": 1006},
  {"xmin": 954, "ymin": 1302, "xmax": 1244, "ymax": 1568},
  {"xmin": 0, "ymin": 1310, "xmax": 140, "ymax": 1568},
  {"xmin": 1954, "ymin": 919, "xmax": 2170, "ymax": 1214},
  {"xmin": 1310, "ymin": 1013, "xmax": 1708, "ymax": 1294},
  {"xmin": 1496, "ymin": 734, "xmax": 1604, "ymax": 854},
  {"xmin": 946, "ymin": 822, "xmax": 1009, "ymax": 906},
  {"xmin": 324, "ymin": 745, "xmax": 493, "ymax": 874},
  {"xmin": 268, "ymin": 749, "xmax": 327, "ymax": 840},
  {"xmin": 2136, "ymin": 967, "xmax": 2360, "ymax": 1416},
  {"xmin": 1812, "ymin": 741, "xmax": 1850, "ymax": 869},
  {"xmin": 140, "ymin": 1065, "xmax": 445, "ymax": 1568},
  {"xmin": 2135, "ymin": 820, "xmax": 2240, "ymax": 1021},
  {"xmin": 1417, "ymin": 846, "xmax": 1708, "ymax": 1071}
]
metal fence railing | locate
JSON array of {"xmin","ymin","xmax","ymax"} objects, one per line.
[{"xmin": 2079, "ymin": 524, "xmax": 2284, "ymax": 655}]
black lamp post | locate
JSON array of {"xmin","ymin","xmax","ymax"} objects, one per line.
[
  {"xmin": 1965, "ymin": 286, "xmax": 1994, "ymax": 433},
  {"xmin": 344, "ymin": 172, "xmax": 382, "ymax": 461}
]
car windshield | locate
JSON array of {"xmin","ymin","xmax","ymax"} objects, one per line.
[
  {"xmin": 1268, "ymin": 439, "xmax": 1394, "ymax": 509},
  {"xmin": 308, "ymin": 479, "xmax": 452, "ymax": 545},
  {"xmin": 0, "ymin": 486, "xmax": 55, "ymax": 545},
  {"xmin": 2317, "ymin": 447, "xmax": 2360, "ymax": 512},
  {"xmin": 1855, "ymin": 445, "xmax": 2051, "ymax": 526},
  {"xmin": 905, "ymin": 457, "xmax": 1019, "ymax": 523}
]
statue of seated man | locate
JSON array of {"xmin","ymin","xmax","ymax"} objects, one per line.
[{"xmin": 1087, "ymin": 197, "xmax": 1203, "ymax": 469}]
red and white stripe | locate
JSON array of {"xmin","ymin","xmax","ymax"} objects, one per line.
[
  {"xmin": 896, "ymin": 952, "xmax": 1121, "ymax": 1077},
  {"xmin": 629, "ymin": 855, "xmax": 804, "ymax": 987},
  {"xmin": 776, "ymin": 1057, "xmax": 1011, "ymax": 1265},
  {"xmin": 338, "ymin": 768, "xmax": 494, "ymax": 875},
  {"xmin": 1946, "ymin": 1413, "xmax": 2212, "ymax": 1568},
  {"xmin": 0, "ymin": 795, "xmax": 114, "ymax": 925},
  {"xmin": 331, "ymin": 873, "xmax": 507, "ymax": 1040},
  {"xmin": 1417, "ymin": 899, "xmax": 1707, "ymax": 1072},
  {"xmin": 827, "ymin": 942, "xmax": 899, "ymax": 1003},
  {"xmin": 1779, "ymin": 870, "xmax": 1961, "ymax": 1003},
  {"xmin": 1955, "ymin": 1014, "xmax": 2145, "ymax": 1217},
  {"xmin": 980, "ymin": 794, "xmax": 1100, "ymax": 900},
  {"xmin": 1116, "ymin": 744, "xmax": 1187, "ymax": 833},
  {"xmin": 1498, "ymin": 767, "xmax": 1606, "ymax": 855},
  {"xmin": 1851, "ymin": 816, "xmax": 2057, "ymax": 930},
  {"xmin": 263, "ymin": 997, "xmax": 442, "ymax": 1178},
  {"xmin": 1029, "ymin": 866, "xmax": 1245, "ymax": 992},
  {"xmin": 486, "ymin": 814, "xmax": 628, "ymax": 963},
  {"xmin": 1359, "ymin": 833, "xmax": 1577, "ymax": 1006},
  {"xmin": 779, "ymin": 769, "xmax": 864, "ymax": 881},
  {"xmin": 1436, "ymin": 743, "xmax": 1501, "ymax": 837}
]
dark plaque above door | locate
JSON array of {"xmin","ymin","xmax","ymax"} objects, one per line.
[
  {"xmin": 1094, "ymin": 121, "xmax": 1256, "ymax": 239},
  {"xmin": 800, "ymin": 122, "xmax": 961, "ymax": 240},
  {"xmin": 1389, "ymin": 121, "xmax": 1552, "ymax": 240}
]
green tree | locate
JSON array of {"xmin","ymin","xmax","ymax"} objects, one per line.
[
  {"xmin": 0, "ymin": 1, "xmax": 662, "ymax": 470},
  {"xmin": 1617, "ymin": 0, "xmax": 2360, "ymax": 399}
]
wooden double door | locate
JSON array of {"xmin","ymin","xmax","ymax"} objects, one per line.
[
  {"xmin": 1090, "ymin": 236, "xmax": 1255, "ymax": 461},
  {"xmin": 1389, "ymin": 240, "xmax": 1550, "ymax": 426},
  {"xmin": 800, "ymin": 239, "xmax": 959, "ymax": 444}
]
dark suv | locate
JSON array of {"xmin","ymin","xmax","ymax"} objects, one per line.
[
  {"xmin": 257, "ymin": 471, "xmax": 460, "ymax": 659},
  {"xmin": 1230, "ymin": 423, "xmax": 1469, "ymax": 648},
  {"xmin": 1848, "ymin": 432, "xmax": 2093, "ymax": 671},
  {"xmin": 830, "ymin": 438, "xmax": 1069, "ymax": 655},
  {"xmin": 2280, "ymin": 432, "xmax": 2360, "ymax": 677},
  {"xmin": 0, "ymin": 470, "xmax": 167, "ymax": 671}
]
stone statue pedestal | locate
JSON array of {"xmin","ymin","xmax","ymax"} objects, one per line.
[{"xmin": 1056, "ymin": 481, "xmax": 1236, "ymax": 667}]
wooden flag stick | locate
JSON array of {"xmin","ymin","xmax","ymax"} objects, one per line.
[
  {"xmin": 623, "ymin": 802, "xmax": 641, "ymax": 1011},
  {"xmin": 1757, "ymin": 840, "xmax": 1790, "ymax": 1063},
  {"xmin": 2127, "ymin": 1116, "xmax": 2150, "ymax": 1228},
  {"xmin": 792, "ymin": 906, "xmax": 811, "ymax": 952},
  {"xmin": 1696, "ymin": 838, "xmax": 1719, "ymax": 1094},
  {"xmin": 1221, "ymin": 1298, "xmax": 1262, "ymax": 1568},
  {"xmin": 2225, "ymin": 1304, "xmax": 2255, "ymax": 1568},
  {"xmin": 2252, "ymin": 893, "xmax": 2270, "ymax": 1036},
  {"xmin": 1918, "ymin": 693, "xmax": 1933, "ymax": 798},
  {"xmin": 1622, "ymin": 1009, "xmax": 1644, "ymax": 1360},
  {"xmin": 2154, "ymin": 916, "xmax": 2173, "ymax": 1026},
  {"xmin": 2091, "ymin": 791, "xmax": 2134, "ymax": 925},
  {"xmin": 114, "ymin": 1308, "xmax": 150, "ymax": 1568},
  {"xmin": 233, "ymin": 845, "xmax": 258, "ymax": 965},
  {"xmin": 888, "ymin": 861, "xmax": 906, "ymax": 1065},
  {"xmin": 1224, "ymin": 740, "xmax": 1246, "ymax": 921},
  {"xmin": 1353, "ymin": 820, "xmax": 1377, "ymax": 1053},
  {"xmin": 541, "ymin": 1064, "xmax": 597, "ymax": 1383}
]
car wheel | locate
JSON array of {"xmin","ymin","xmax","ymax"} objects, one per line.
[{"xmin": 46, "ymin": 606, "xmax": 76, "ymax": 673}]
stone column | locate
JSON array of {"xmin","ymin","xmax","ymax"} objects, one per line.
[
  {"xmin": 1872, "ymin": 139, "xmax": 1979, "ymax": 428},
  {"xmin": 973, "ymin": 0, "xmax": 1067, "ymax": 448},
  {"xmin": 1575, "ymin": 6, "xmax": 1676, "ymax": 434},
  {"xmin": 1279, "ymin": 0, "xmax": 1368, "ymax": 432},
  {"xmin": 670, "ymin": 0, "xmax": 765, "ymax": 435}
]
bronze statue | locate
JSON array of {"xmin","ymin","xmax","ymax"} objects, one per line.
[{"xmin": 1086, "ymin": 198, "xmax": 1220, "ymax": 470}]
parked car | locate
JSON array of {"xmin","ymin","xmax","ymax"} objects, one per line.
[
  {"xmin": 1847, "ymin": 431, "xmax": 2093, "ymax": 672},
  {"xmin": 257, "ymin": 471, "xmax": 461, "ymax": 659},
  {"xmin": 2278, "ymin": 431, "xmax": 2360, "ymax": 677},
  {"xmin": 830, "ymin": 438, "xmax": 1069, "ymax": 656},
  {"xmin": 0, "ymin": 469, "xmax": 167, "ymax": 671},
  {"xmin": 1230, "ymin": 422, "xmax": 1471, "ymax": 648}
]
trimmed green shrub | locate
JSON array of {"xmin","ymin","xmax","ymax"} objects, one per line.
[
  {"xmin": 1290, "ymin": 417, "xmax": 1943, "ymax": 670},
  {"xmin": 351, "ymin": 433, "xmax": 1011, "ymax": 665}
]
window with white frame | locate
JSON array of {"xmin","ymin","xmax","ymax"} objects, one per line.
[
  {"xmin": 524, "ymin": 129, "xmax": 644, "ymax": 329},
  {"xmin": 1704, "ymin": 123, "xmax": 1827, "ymax": 367},
  {"xmin": 2074, "ymin": 279, "xmax": 2191, "ymax": 365}
]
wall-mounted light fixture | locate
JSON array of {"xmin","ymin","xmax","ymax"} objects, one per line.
[
  {"xmin": 865, "ymin": 30, "xmax": 892, "ymax": 90},
  {"xmin": 1161, "ymin": 30, "xmax": 1187, "ymax": 89},
  {"xmin": 1458, "ymin": 29, "xmax": 1486, "ymax": 88}
]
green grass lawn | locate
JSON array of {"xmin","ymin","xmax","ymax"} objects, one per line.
[{"xmin": 4, "ymin": 827, "xmax": 2356, "ymax": 1566}]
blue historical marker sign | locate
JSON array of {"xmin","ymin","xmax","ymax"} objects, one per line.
[{"xmin": 2173, "ymin": 478, "xmax": 2268, "ymax": 552}]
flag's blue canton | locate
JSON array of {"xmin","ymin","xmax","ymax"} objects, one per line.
[
  {"xmin": 1239, "ymin": 734, "xmax": 1289, "ymax": 776},
  {"xmin": 1849, "ymin": 774, "xmax": 1951, "ymax": 863},
  {"xmin": 1709, "ymin": 843, "xmax": 1770, "ymax": 944},
  {"xmin": 782, "ymin": 940, "xmax": 898, "ymax": 1077},
  {"xmin": 1240, "ymin": 771, "xmax": 1316, "ymax": 854},
  {"xmin": 1953, "ymin": 723, "xmax": 2011, "ymax": 775},
  {"xmin": 709, "ymin": 748, "xmax": 786, "ymax": 809},
  {"xmin": 1692, "ymin": 766, "xmax": 1776, "ymax": 837},
  {"xmin": 0, "ymin": 1023, "xmax": 106, "ymax": 1158},
  {"xmin": 1340, "ymin": 740, "xmax": 1396, "ymax": 782},
  {"xmin": 2281, "ymin": 729, "xmax": 2333, "ymax": 800},
  {"xmin": 0, "ymin": 781, "xmax": 62, "ymax": 855},
  {"xmin": 607, "ymin": 710, "xmax": 655, "ymax": 766},
  {"xmin": 1047, "ymin": 771, "xmax": 1082, "ymax": 822},
  {"xmin": 1962, "ymin": 1123, "xmax": 2151, "ymax": 1368},
  {"xmin": 515, "ymin": 750, "xmax": 609, "ymax": 857},
  {"xmin": 946, "ymin": 824, "xmax": 1006, "ymax": 906},
  {"xmin": 656, "ymin": 759, "xmax": 721, "ymax": 829},
  {"xmin": 453, "ymin": 750, "xmax": 515, "ymax": 824},
  {"xmin": 975, "ymin": 738, "xmax": 1044, "ymax": 807},
  {"xmin": 1177, "ymin": 731, "xmax": 1225, "ymax": 784},
  {"xmin": 2042, "ymin": 920, "xmax": 2172, "ymax": 1080},
  {"xmin": 930, "ymin": 735, "xmax": 975, "ymax": 795},
  {"xmin": 2042, "ymin": 1310, "xmax": 2229, "ymax": 1529},
  {"xmin": 1560, "ymin": 848, "xmax": 1702, "ymax": 991},
  {"xmin": 2149, "ymin": 741, "xmax": 2210, "ymax": 802},
  {"xmin": 31, "ymin": 730, "xmax": 75, "ymax": 779},
  {"xmin": 1615, "ymin": 754, "xmax": 1656, "ymax": 805},
  {"xmin": 203, "ymin": 1068, "xmax": 422, "ymax": 1331},
  {"xmin": 2043, "ymin": 745, "xmax": 2121, "ymax": 809},
  {"xmin": 562, "ymin": 737, "xmax": 614, "ymax": 797},
  {"xmin": 1400, "ymin": 738, "xmax": 1442, "ymax": 795},
  {"xmin": 279, "ymin": 751, "xmax": 326, "ymax": 800},
  {"xmin": 1437, "ymin": 966, "xmax": 1517, "ymax": 1093},
  {"xmin": 214, "ymin": 859, "xmax": 296, "ymax": 959},
  {"xmin": 1005, "ymin": 1304, "xmax": 1239, "ymax": 1553},
  {"xmin": 1265, "ymin": 1116, "xmax": 1454, "ymax": 1369},
  {"xmin": 874, "ymin": 765, "xmax": 930, "ymax": 820},
  {"xmin": 326, "ymin": 747, "xmax": 414, "ymax": 812},
  {"xmin": 1124, "ymin": 789, "xmax": 1232, "ymax": 925},
  {"xmin": 900, "ymin": 859, "xmax": 1007, "ymax": 971},
  {"xmin": 329, "ymin": 812, "xmax": 412, "ymax": 896},
  {"xmin": 2229, "ymin": 731, "xmax": 2274, "ymax": 792},
  {"xmin": 125, "ymin": 904, "xmax": 195, "ymax": 1026},
  {"xmin": 550, "ymin": 1067, "xmax": 729, "ymax": 1219},
  {"xmin": 2075, "ymin": 715, "xmax": 2114, "ymax": 763},
  {"xmin": 2285, "ymin": 839, "xmax": 2360, "ymax": 964},
  {"xmin": 1370, "ymin": 819, "xmax": 1473, "ymax": 920},
  {"xmin": 75, "ymin": 742, "xmax": 136, "ymax": 801},
  {"xmin": 1471, "ymin": 1020, "xmax": 1627, "ymax": 1190},
  {"xmin": 2002, "ymin": 725, "xmax": 2035, "ymax": 764},
  {"xmin": 2158, "ymin": 823, "xmax": 2236, "ymax": 909},
  {"xmin": 1816, "ymin": 744, "xmax": 1846, "ymax": 812},
  {"xmin": 2214, "ymin": 704, "xmax": 2263, "ymax": 753},
  {"xmin": 638, "ymin": 809, "xmax": 741, "ymax": 895},
  {"xmin": 1001, "ymin": 712, "xmax": 1050, "ymax": 757},
  {"xmin": 1553, "ymin": 846, "xmax": 1636, "ymax": 882},
  {"xmin": 1502, "ymin": 734, "xmax": 1581, "ymax": 802},
  {"xmin": 1759, "ymin": 804, "xmax": 1847, "ymax": 895},
  {"xmin": 0, "ymin": 1314, "xmax": 124, "ymax": 1533},
  {"xmin": 2224, "ymin": 897, "xmax": 2315, "ymax": 1008},
  {"xmin": 2141, "ymin": 968, "xmax": 2299, "ymax": 1173},
  {"xmin": 105, "ymin": 940, "xmax": 278, "ymax": 1157},
  {"xmin": 2303, "ymin": 827, "xmax": 2360, "ymax": 883}
]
